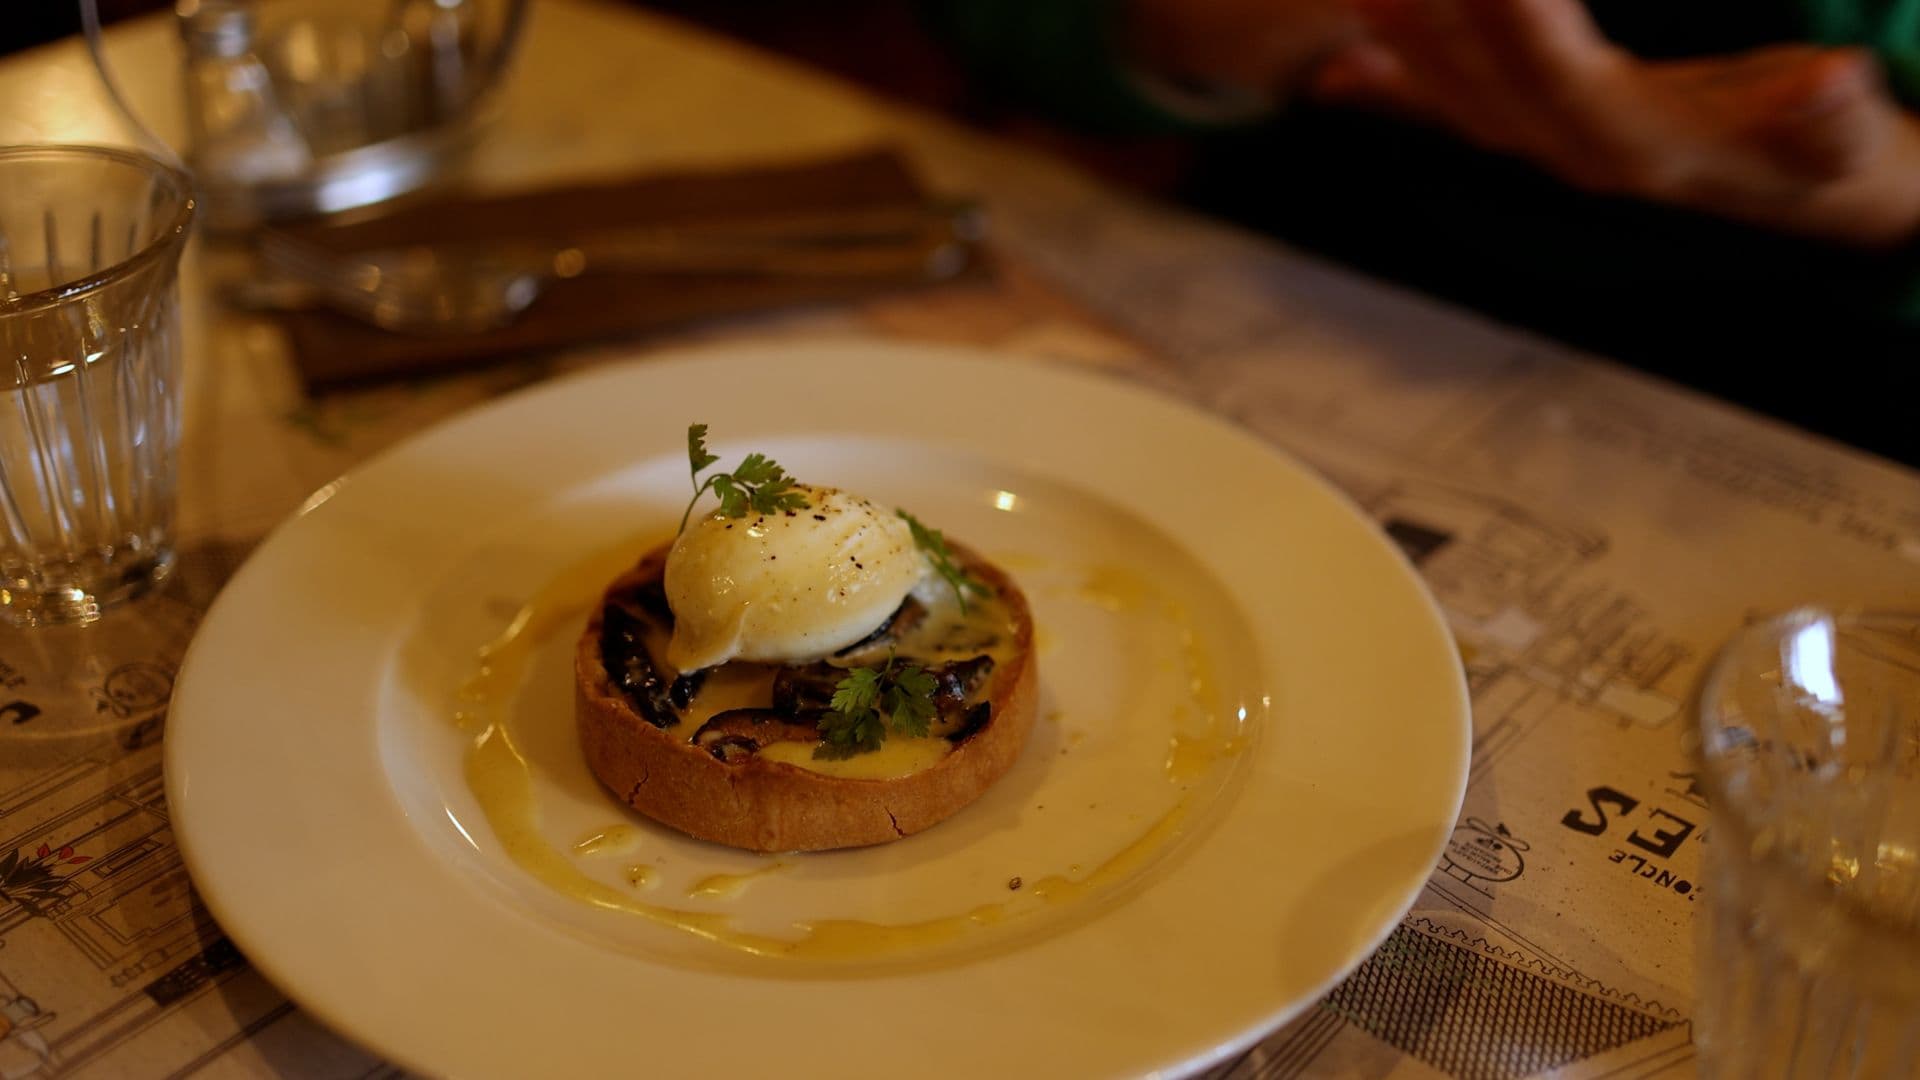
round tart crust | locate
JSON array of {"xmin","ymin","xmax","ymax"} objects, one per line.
[{"xmin": 575, "ymin": 542, "xmax": 1038, "ymax": 852}]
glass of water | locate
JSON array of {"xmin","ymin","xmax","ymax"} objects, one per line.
[
  {"xmin": 0, "ymin": 146, "xmax": 194, "ymax": 626},
  {"xmin": 1694, "ymin": 609, "xmax": 1920, "ymax": 1077}
]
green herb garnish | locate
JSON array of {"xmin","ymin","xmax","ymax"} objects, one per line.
[
  {"xmin": 815, "ymin": 652, "xmax": 940, "ymax": 759},
  {"xmin": 898, "ymin": 508, "xmax": 987, "ymax": 613},
  {"xmin": 679, "ymin": 423, "xmax": 810, "ymax": 532}
]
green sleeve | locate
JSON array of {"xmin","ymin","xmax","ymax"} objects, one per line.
[
  {"xmin": 918, "ymin": 0, "xmax": 1243, "ymax": 133},
  {"xmin": 1801, "ymin": 0, "xmax": 1920, "ymax": 103},
  {"xmin": 928, "ymin": 1, "xmax": 1920, "ymax": 118}
]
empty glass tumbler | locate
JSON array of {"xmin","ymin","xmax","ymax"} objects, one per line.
[
  {"xmin": 1694, "ymin": 609, "xmax": 1920, "ymax": 1077},
  {"xmin": 0, "ymin": 146, "xmax": 194, "ymax": 625}
]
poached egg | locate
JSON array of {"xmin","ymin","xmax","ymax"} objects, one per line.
[{"xmin": 664, "ymin": 485, "xmax": 923, "ymax": 671}]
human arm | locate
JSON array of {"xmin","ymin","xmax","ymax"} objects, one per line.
[{"xmin": 1311, "ymin": 0, "xmax": 1920, "ymax": 247}]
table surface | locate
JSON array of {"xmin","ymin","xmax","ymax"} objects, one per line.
[{"xmin": 2, "ymin": 2, "xmax": 1918, "ymax": 1078}]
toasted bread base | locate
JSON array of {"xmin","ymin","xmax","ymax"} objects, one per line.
[{"xmin": 576, "ymin": 543, "xmax": 1038, "ymax": 852}]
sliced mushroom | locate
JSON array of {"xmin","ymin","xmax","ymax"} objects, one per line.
[
  {"xmin": 701, "ymin": 734, "xmax": 759, "ymax": 763},
  {"xmin": 669, "ymin": 669, "xmax": 707, "ymax": 710},
  {"xmin": 833, "ymin": 596, "xmax": 929, "ymax": 663},
  {"xmin": 771, "ymin": 663, "xmax": 842, "ymax": 714},
  {"xmin": 693, "ymin": 708, "xmax": 826, "ymax": 760},
  {"xmin": 943, "ymin": 702, "xmax": 992, "ymax": 745},
  {"xmin": 599, "ymin": 604, "xmax": 678, "ymax": 729},
  {"xmin": 930, "ymin": 655, "xmax": 994, "ymax": 712}
]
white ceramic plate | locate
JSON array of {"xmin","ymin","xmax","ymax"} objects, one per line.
[{"xmin": 166, "ymin": 342, "xmax": 1468, "ymax": 1078}]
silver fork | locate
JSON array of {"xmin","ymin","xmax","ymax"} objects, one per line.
[{"xmin": 246, "ymin": 201, "xmax": 984, "ymax": 335}]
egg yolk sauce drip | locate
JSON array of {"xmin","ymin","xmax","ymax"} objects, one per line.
[{"xmin": 597, "ymin": 562, "xmax": 1019, "ymax": 781}]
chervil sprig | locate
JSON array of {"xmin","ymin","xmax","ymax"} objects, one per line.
[
  {"xmin": 679, "ymin": 424, "xmax": 810, "ymax": 532},
  {"xmin": 898, "ymin": 509, "xmax": 987, "ymax": 613},
  {"xmin": 815, "ymin": 652, "xmax": 939, "ymax": 759}
]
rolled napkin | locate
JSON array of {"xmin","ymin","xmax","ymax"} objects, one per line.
[{"xmin": 265, "ymin": 148, "xmax": 974, "ymax": 389}]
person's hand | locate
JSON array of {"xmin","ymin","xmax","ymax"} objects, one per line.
[{"xmin": 1311, "ymin": 0, "xmax": 1920, "ymax": 247}]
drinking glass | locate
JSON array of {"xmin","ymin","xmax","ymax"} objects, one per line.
[
  {"xmin": 163, "ymin": 0, "xmax": 530, "ymax": 227},
  {"xmin": 0, "ymin": 146, "xmax": 195, "ymax": 626},
  {"xmin": 1694, "ymin": 609, "xmax": 1920, "ymax": 1077}
]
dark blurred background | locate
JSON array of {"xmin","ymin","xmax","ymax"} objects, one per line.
[{"xmin": 11, "ymin": 2, "xmax": 1915, "ymax": 464}]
